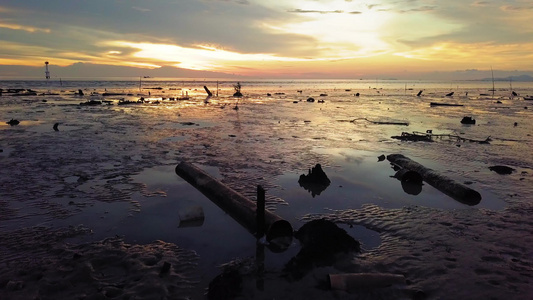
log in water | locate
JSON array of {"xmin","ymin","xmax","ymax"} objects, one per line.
[
  {"xmin": 387, "ymin": 154, "xmax": 482, "ymax": 205},
  {"xmin": 175, "ymin": 161, "xmax": 293, "ymax": 245}
]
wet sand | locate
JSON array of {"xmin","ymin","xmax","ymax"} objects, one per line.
[{"xmin": 1, "ymin": 83, "xmax": 532, "ymax": 299}]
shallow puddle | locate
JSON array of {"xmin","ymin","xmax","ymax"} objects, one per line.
[{"xmin": 272, "ymin": 149, "xmax": 506, "ymax": 212}]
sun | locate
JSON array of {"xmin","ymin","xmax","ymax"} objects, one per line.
[{"xmin": 262, "ymin": 0, "xmax": 392, "ymax": 59}]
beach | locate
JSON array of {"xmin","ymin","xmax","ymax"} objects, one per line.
[{"xmin": 1, "ymin": 79, "xmax": 532, "ymax": 299}]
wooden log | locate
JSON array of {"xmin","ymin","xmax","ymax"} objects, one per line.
[
  {"xmin": 430, "ymin": 102, "xmax": 463, "ymax": 107},
  {"xmin": 175, "ymin": 162, "xmax": 293, "ymax": 244},
  {"xmin": 329, "ymin": 273, "xmax": 405, "ymax": 291},
  {"xmin": 387, "ymin": 154, "xmax": 481, "ymax": 205}
]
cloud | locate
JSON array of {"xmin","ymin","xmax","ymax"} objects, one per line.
[
  {"xmin": 288, "ymin": 9, "xmax": 344, "ymax": 14},
  {"xmin": 132, "ymin": 6, "xmax": 151, "ymax": 12},
  {"xmin": 397, "ymin": 6, "xmax": 436, "ymax": 13},
  {"xmin": 471, "ymin": 1, "xmax": 490, "ymax": 7},
  {"xmin": 500, "ymin": 5, "xmax": 533, "ymax": 11},
  {"xmin": 0, "ymin": 22, "xmax": 50, "ymax": 33}
]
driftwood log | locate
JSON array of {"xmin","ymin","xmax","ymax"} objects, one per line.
[
  {"xmin": 387, "ymin": 154, "xmax": 482, "ymax": 205},
  {"xmin": 175, "ymin": 162, "xmax": 293, "ymax": 244}
]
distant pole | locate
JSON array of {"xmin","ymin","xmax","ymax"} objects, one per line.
[
  {"xmin": 216, "ymin": 80, "xmax": 219, "ymax": 97},
  {"xmin": 139, "ymin": 76, "xmax": 142, "ymax": 92},
  {"xmin": 491, "ymin": 66, "xmax": 495, "ymax": 99}
]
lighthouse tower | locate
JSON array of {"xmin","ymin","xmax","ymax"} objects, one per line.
[{"xmin": 45, "ymin": 61, "xmax": 50, "ymax": 80}]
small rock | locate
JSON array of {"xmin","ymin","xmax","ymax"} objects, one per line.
[
  {"xmin": 489, "ymin": 165, "xmax": 515, "ymax": 175},
  {"xmin": 377, "ymin": 154, "xmax": 386, "ymax": 162}
]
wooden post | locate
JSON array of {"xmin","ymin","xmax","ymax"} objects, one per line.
[
  {"xmin": 175, "ymin": 162, "xmax": 293, "ymax": 247},
  {"xmin": 203, "ymin": 85, "xmax": 213, "ymax": 97},
  {"xmin": 256, "ymin": 185, "xmax": 266, "ymax": 238}
]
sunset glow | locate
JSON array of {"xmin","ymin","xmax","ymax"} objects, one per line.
[{"xmin": 0, "ymin": 0, "xmax": 532, "ymax": 79}]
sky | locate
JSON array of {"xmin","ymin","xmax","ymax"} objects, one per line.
[{"xmin": 1, "ymin": 0, "xmax": 532, "ymax": 80}]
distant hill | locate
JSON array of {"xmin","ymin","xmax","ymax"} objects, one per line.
[{"xmin": 481, "ymin": 74, "xmax": 533, "ymax": 82}]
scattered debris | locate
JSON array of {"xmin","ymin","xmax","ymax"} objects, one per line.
[
  {"xmin": 283, "ymin": 219, "xmax": 360, "ymax": 280},
  {"xmin": 233, "ymin": 82, "xmax": 243, "ymax": 97},
  {"xmin": 6, "ymin": 119, "xmax": 20, "ymax": 126},
  {"xmin": 460, "ymin": 116, "xmax": 476, "ymax": 124},
  {"xmin": 391, "ymin": 132, "xmax": 433, "ymax": 142},
  {"xmin": 178, "ymin": 205, "xmax": 204, "ymax": 228},
  {"xmin": 307, "ymin": 97, "xmax": 315, "ymax": 102},
  {"xmin": 445, "ymin": 92, "xmax": 454, "ymax": 97},
  {"xmin": 392, "ymin": 131, "xmax": 491, "ymax": 144},
  {"xmin": 393, "ymin": 169, "xmax": 423, "ymax": 195},
  {"xmin": 339, "ymin": 118, "xmax": 409, "ymax": 126},
  {"xmin": 53, "ymin": 123, "xmax": 59, "ymax": 131},
  {"xmin": 79, "ymin": 100, "xmax": 102, "ymax": 106},
  {"xmin": 489, "ymin": 165, "xmax": 515, "ymax": 175},
  {"xmin": 298, "ymin": 164, "xmax": 331, "ymax": 197},
  {"xmin": 417, "ymin": 90, "xmax": 423, "ymax": 96}
]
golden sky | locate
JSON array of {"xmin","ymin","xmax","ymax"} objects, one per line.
[{"xmin": 1, "ymin": 0, "xmax": 532, "ymax": 79}]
